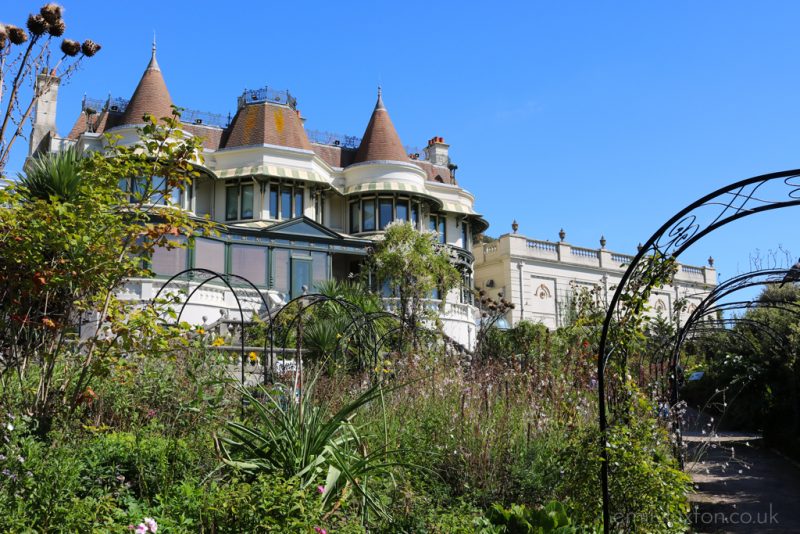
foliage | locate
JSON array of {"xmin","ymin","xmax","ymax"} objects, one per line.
[
  {"xmin": 482, "ymin": 501, "xmax": 597, "ymax": 533},
  {"xmin": 0, "ymin": 110, "xmax": 209, "ymax": 432},
  {"xmin": 221, "ymin": 377, "xmax": 405, "ymax": 523},
  {"xmin": 0, "ymin": 3, "xmax": 101, "ymax": 171},
  {"xmin": 17, "ymin": 145, "xmax": 84, "ymax": 202},
  {"xmin": 365, "ymin": 221, "xmax": 460, "ymax": 349},
  {"xmin": 685, "ymin": 284, "xmax": 800, "ymax": 455}
]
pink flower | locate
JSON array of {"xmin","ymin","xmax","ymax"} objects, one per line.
[
  {"xmin": 134, "ymin": 524, "xmax": 148, "ymax": 534},
  {"xmin": 314, "ymin": 528, "xmax": 327, "ymax": 534},
  {"xmin": 317, "ymin": 485, "xmax": 325, "ymax": 494},
  {"xmin": 144, "ymin": 517, "xmax": 158, "ymax": 532}
]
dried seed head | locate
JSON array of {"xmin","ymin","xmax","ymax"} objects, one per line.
[
  {"xmin": 40, "ymin": 3, "xmax": 63, "ymax": 25},
  {"xmin": 47, "ymin": 19, "xmax": 65, "ymax": 37},
  {"xmin": 7, "ymin": 25, "xmax": 27, "ymax": 45},
  {"xmin": 27, "ymin": 14, "xmax": 48, "ymax": 36},
  {"xmin": 60, "ymin": 38, "xmax": 80, "ymax": 57},
  {"xmin": 81, "ymin": 39, "xmax": 100, "ymax": 57}
]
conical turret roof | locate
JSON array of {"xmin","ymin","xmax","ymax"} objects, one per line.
[
  {"xmin": 121, "ymin": 44, "xmax": 173, "ymax": 125},
  {"xmin": 353, "ymin": 89, "xmax": 408, "ymax": 164}
]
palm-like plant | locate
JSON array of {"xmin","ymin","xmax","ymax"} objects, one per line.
[
  {"xmin": 221, "ymin": 378, "xmax": 405, "ymax": 522},
  {"xmin": 18, "ymin": 146, "xmax": 83, "ymax": 202}
]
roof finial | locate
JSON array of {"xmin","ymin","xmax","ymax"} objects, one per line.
[
  {"xmin": 147, "ymin": 32, "xmax": 160, "ymax": 71},
  {"xmin": 375, "ymin": 85, "xmax": 385, "ymax": 111}
]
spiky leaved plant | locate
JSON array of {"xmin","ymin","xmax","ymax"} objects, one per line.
[{"xmin": 17, "ymin": 146, "xmax": 83, "ymax": 202}]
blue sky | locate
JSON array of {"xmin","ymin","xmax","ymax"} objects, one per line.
[{"xmin": 6, "ymin": 0, "xmax": 800, "ymax": 289}]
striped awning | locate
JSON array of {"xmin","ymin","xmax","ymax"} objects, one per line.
[
  {"xmin": 344, "ymin": 181, "xmax": 443, "ymax": 207},
  {"xmin": 213, "ymin": 164, "xmax": 328, "ymax": 184},
  {"xmin": 441, "ymin": 200, "xmax": 478, "ymax": 215}
]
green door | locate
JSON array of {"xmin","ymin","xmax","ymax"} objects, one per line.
[{"xmin": 291, "ymin": 258, "xmax": 312, "ymax": 299}]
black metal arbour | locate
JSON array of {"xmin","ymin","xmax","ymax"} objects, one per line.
[
  {"xmin": 150, "ymin": 268, "xmax": 402, "ymax": 390},
  {"xmin": 597, "ymin": 169, "xmax": 800, "ymax": 533}
]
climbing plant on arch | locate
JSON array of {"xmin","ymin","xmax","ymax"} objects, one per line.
[{"xmin": 597, "ymin": 169, "xmax": 800, "ymax": 532}]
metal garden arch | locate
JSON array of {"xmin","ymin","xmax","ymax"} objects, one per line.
[{"xmin": 597, "ymin": 169, "xmax": 800, "ymax": 532}]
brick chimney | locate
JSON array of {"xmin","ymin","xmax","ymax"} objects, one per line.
[
  {"xmin": 29, "ymin": 72, "xmax": 60, "ymax": 156},
  {"xmin": 424, "ymin": 136, "xmax": 449, "ymax": 166}
]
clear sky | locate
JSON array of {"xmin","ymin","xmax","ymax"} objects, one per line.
[{"xmin": 6, "ymin": 0, "xmax": 800, "ymax": 294}]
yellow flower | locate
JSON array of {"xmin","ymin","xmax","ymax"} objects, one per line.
[
  {"xmin": 211, "ymin": 337, "xmax": 225, "ymax": 347},
  {"xmin": 248, "ymin": 351, "xmax": 258, "ymax": 364},
  {"xmin": 197, "ymin": 327, "xmax": 205, "ymax": 335}
]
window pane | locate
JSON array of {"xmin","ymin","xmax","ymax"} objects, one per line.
[
  {"xmin": 362, "ymin": 199, "xmax": 376, "ymax": 231},
  {"xmin": 230, "ymin": 245, "xmax": 266, "ymax": 285},
  {"xmin": 151, "ymin": 176, "xmax": 167, "ymax": 204},
  {"xmin": 294, "ymin": 190, "xmax": 304, "ymax": 218},
  {"xmin": 281, "ymin": 188, "xmax": 292, "ymax": 219},
  {"xmin": 193, "ymin": 238, "xmax": 225, "ymax": 272},
  {"xmin": 269, "ymin": 186, "xmax": 279, "ymax": 219},
  {"xmin": 150, "ymin": 237, "xmax": 187, "ymax": 276},
  {"xmin": 225, "ymin": 186, "xmax": 238, "ymax": 220},
  {"xmin": 461, "ymin": 222, "xmax": 469, "ymax": 249},
  {"xmin": 349, "ymin": 201, "xmax": 360, "ymax": 233},
  {"xmin": 438, "ymin": 217, "xmax": 446, "ymax": 244},
  {"xmin": 240, "ymin": 184, "xmax": 254, "ymax": 219},
  {"xmin": 272, "ymin": 248, "xmax": 290, "ymax": 294},
  {"xmin": 395, "ymin": 200, "xmax": 408, "ymax": 222},
  {"xmin": 411, "ymin": 203, "xmax": 419, "ymax": 227},
  {"xmin": 428, "ymin": 216, "xmax": 437, "ymax": 233},
  {"xmin": 378, "ymin": 198, "xmax": 393, "ymax": 230},
  {"xmin": 311, "ymin": 251, "xmax": 327, "ymax": 287}
]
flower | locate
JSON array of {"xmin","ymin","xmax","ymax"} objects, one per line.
[
  {"xmin": 314, "ymin": 528, "xmax": 327, "ymax": 534},
  {"xmin": 248, "ymin": 351, "xmax": 258, "ymax": 364},
  {"xmin": 144, "ymin": 518, "xmax": 158, "ymax": 532},
  {"xmin": 211, "ymin": 337, "xmax": 225, "ymax": 347},
  {"xmin": 196, "ymin": 327, "xmax": 205, "ymax": 335},
  {"xmin": 317, "ymin": 485, "xmax": 325, "ymax": 494},
  {"xmin": 134, "ymin": 524, "xmax": 148, "ymax": 534}
]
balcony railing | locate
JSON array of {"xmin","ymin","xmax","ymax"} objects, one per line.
[{"xmin": 81, "ymin": 95, "xmax": 230, "ymax": 128}]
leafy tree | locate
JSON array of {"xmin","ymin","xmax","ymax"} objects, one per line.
[
  {"xmin": 364, "ymin": 221, "xmax": 460, "ymax": 350},
  {"xmin": 0, "ymin": 110, "xmax": 210, "ymax": 433}
]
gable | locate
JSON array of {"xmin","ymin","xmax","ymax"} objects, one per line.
[{"xmin": 267, "ymin": 216, "xmax": 344, "ymax": 240}]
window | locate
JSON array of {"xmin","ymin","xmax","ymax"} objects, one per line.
[
  {"xmin": 226, "ymin": 181, "xmax": 254, "ymax": 221},
  {"xmin": 430, "ymin": 214, "xmax": 446, "ymax": 244},
  {"xmin": 378, "ymin": 198, "xmax": 393, "ymax": 230},
  {"xmin": 349, "ymin": 201, "xmax": 360, "ymax": 233},
  {"xmin": 230, "ymin": 244, "xmax": 266, "ymax": 285},
  {"xmin": 410, "ymin": 202, "xmax": 419, "ymax": 228},
  {"xmin": 461, "ymin": 221, "xmax": 470, "ymax": 250},
  {"xmin": 362, "ymin": 199, "xmax": 376, "ymax": 232},
  {"xmin": 395, "ymin": 199, "xmax": 409, "ymax": 222},
  {"xmin": 268, "ymin": 182, "xmax": 304, "ymax": 220},
  {"xmin": 294, "ymin": 190, "xmax": 304, "ymax": 218},
  {"xmin": 269, "ymin": 187, "xmax": 279, "ymax": 218},
  {"xmin": 240, "ymin": 184, "xmax": 254, "ymax": 219}
]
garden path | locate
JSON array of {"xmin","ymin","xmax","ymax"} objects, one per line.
[{"xmin": 684, "ymin": 411, "xmax": 800, "ymax": 533}]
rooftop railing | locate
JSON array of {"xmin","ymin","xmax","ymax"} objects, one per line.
[
  {"xmin": 237, "ymin": 86, "xmax": 297, "ymax": 110},
  {"xmin": 81, "ymin": 95, "xmax": 230, "ymax": 128},
  {"xmin": 306, "ymin": 129, "xmax": 361, "ymax": 149}
]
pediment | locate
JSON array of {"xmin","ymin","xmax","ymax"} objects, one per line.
[{"xmin": 266, "ymin": 216, "xmax": 344, "ymax": 240}]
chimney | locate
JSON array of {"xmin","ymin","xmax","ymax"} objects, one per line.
[
  {"xmin": 29, "ymin": 72, "xmax": 60, "ymax": 156},
  {"xmin": 424, "ymin": 136, "xmax": 449, "ymax": 166}
]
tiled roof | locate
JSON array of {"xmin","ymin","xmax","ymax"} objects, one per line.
[
  {"xmin": 182, "ymin": 123, "xmax": 224, "ymax": 150},
  {"xmin": 66, "ymin": 109, "xmax": 121, "ymax": 139},
  {"xmin": 120, "ymin": 47, "xmax": 173, "ymax": 125},
  {"xmin": 223, "ymin": 102, "xmax": 311, "ymax": 150},
  {"xmin": 311, "ymin": 143, "xmax": 356, "ymax": 168},
  {"xmin": 416, "ymin": 160, "xmax": 455, "ymax": 185},
  {"xmin": 353, "ymin": 90, "xmax": 408, "ymax": 164}
]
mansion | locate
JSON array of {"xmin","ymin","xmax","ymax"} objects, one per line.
[
  {"xmin": 29, "ymin": 46, "xmax": 485, "ymax": 346},
  {"xmin": 28, "ymin": 46, "xmax": 715, "ymax": 348}
]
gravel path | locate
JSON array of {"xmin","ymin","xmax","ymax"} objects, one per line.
[{"xmin": 684, "ymin": 416, "xmax": 800, "ymax": 533}]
